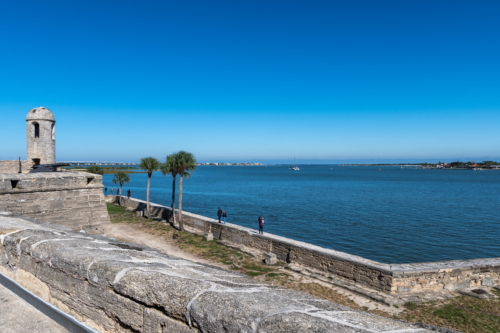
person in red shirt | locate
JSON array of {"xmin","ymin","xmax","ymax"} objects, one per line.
[{"xmin": 258, "ymin": 216, "xmax": 264, "ymax": 235}]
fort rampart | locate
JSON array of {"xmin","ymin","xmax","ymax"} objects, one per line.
[
  {"xmin": 0, "ymin": 160, "xmax": 31, "ymax": 174},
  {"xmin": 113, "ymin": 196, "xmax": 500, "ymax": 298},
  {"xmin": 0, "ymin": 172, "xmax": 110, "ymax": 233},
  {"xmin": 0, "ymin": 213, "xmax": 445, "ymax": 333}
]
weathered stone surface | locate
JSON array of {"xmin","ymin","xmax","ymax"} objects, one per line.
[
  {"xmin": 26, "ymin": 106, "xmax": 56, "ymax": 165},
  {"xmin": 0, "ymin": 172, "xmax": 110, "ymax": 233},
  {"xmin": 444, "ymin": 278, "xmax": 471, "ymax": 291},
  {"xmin": 258, "ymin": 312, "xmax": 365, "ymax": 333},
  {"xmin": 265, "ymin": 252, "xmax": 277, "ymax": 265},
  {"xmin": 482, "ymin": 277, "xmax": 494, "ymax": 286},
  {"xmin": 0, "ymin": 215, "xmax": 445, "ymax": 333},
  {"xmin": 0, "ymin": 160, "xmax": 30, "ymax": 174},
  {"xmin": 144, "ymin": 308, "xmax": 199, "ymax": 333},
  {"xmin": 115, "ymin": 270, "xmax": 212, "ymax": 319}
]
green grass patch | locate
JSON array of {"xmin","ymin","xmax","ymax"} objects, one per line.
[
  {"xmin": 398, "ymin": 295, "xmax": 500, "ymax": 333},
  {"xmin": 433, "ymin": 305, "xmax": 475, "ymax": 325},
  {"xmin": 107, "ymin": 204, "xmax": 128, "ymax": 214},
  {"xmin": 404, "ymin": 302, "xmax": 419, "ymax": 310},
  {"xmin": 267, "ymin": 273, "xmax": 283, "ymax": 278}
]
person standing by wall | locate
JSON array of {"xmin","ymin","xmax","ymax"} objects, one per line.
[
  {"xmin": 222, "ymin": 210, "xmax": 227, "ymax": 224},
  {"xmin": 258, "ymin": 216, "xmax": 264, "ymax": 235},
  {"xmin": 217, "ymin": 207, "xmax": 223, "ymax": 223},
  {"xmin": 127, "ymin": 189, "xmax": 131, "ymax": 199}
]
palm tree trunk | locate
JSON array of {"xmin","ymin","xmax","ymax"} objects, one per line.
[
  {"xmin": 119, "ymin": 184, "xmax": 123, "ymax": 206},
  {"xmin": 171, "ymin": 174, "xmax": 176, "ymax": 226},
  {"xmin": 179, "ymin": 175, "xmax": 184, "ymax": 231},
  {"xmin": 146, "ymin": 172, "xmax": 151, "ymax": 218}
]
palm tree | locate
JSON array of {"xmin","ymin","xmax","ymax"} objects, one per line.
[
  {"xmin": 176, "ymin": 151, "xmax": 197, "ymax": 227},
  {"xmin": 160, "ymin": 153, "xmax": 179, "ymax": 227},
  {"xmin": 139, "ymin": 157, "xmax": 160, "ymax": 219},
  {"xmin": 112, "ymin": 171, "xmax": 130, "ymax": 206}
]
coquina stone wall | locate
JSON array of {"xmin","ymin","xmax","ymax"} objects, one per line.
[
  {"xmin": 112, "ymin": 196, "xmax": 500, "ymax": 296},
  {"xmin": 0, "ymin": 213, "xmax": 446, "ymax": 333},
  {"xmin": 0, "ymin": 172, "xmax": 109, "ymax": 233},
  {"xmin": 0, "ymin": 160, "xmax": 30, "ymax": 174},
  {"xmin": 26, "ymin": 106, "xmax": 56, "ymax": 165}
]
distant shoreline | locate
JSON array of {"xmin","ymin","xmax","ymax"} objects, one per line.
[
  {"xmin": 340, "ymin": 164, "xmax": 500, "ymax": 170},
  {"xmin": 197, "ymin": 163, "xmax": 263, "ymax": 166}
]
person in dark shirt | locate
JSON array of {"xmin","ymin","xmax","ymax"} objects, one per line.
[
  {"xmin": 127, "ymin": 189, "xmax": 131, "ymax": 198},
  {"xmin": 217, "ymin": 207, "xmax": 223, "ymax": 223}
]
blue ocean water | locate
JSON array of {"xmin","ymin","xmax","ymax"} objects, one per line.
[{"xmin": 103, "ymin": 166, "xmax": 500, "ymax": 264}]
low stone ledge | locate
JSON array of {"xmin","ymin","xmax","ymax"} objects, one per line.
[
  {"xmin": 109, "ymin": 196, "xmax": 500, "ymax": 296},
  {"xmin": 0, "ymin": 215, "xmax": 442, "ymax": 333},
  {"xmin": 0, "ymin": 172, "xmax": 103, "ymax": 194}
]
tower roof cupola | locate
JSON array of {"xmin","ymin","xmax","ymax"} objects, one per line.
[{"xmin": 26, "ymin": 107, "xmax": 55, "ymax": 121}]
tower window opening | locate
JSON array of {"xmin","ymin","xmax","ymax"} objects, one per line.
[
  {"xmin": 33, "ymin": 123, "xmax": 40, "ymax": 138},
  {"xmin": 10, "ymin": 180, "xmax": 19, "ymax": 189},
  {"xmin": 87, "ymin": 177, "xmax": 95, "ymax": 185},
  {"xmin": 32, "ymin": 159, "xmax": 40, "ymax": 165}
]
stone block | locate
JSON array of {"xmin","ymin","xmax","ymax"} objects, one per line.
[
  {"xmin": 397, "ymin": 286, "xmax": 413, "ymax": 292},
  {"xmin": 442, "ymin": 274, "xmax": 451, "ymax": 284},
  {"xmin": 444, "ymin": 278, "xmax": 471, "ymax": 291},
  {"xmin": 482, "ymin": 277, "xmax": 494, "ymax": 286},
  {"xmin": 265, "ymin": 252, "xmax": 277, "ymax": 265},
  {"xmin": 204, "ymin": 232, "xmax": 213, "ymax": 241}
]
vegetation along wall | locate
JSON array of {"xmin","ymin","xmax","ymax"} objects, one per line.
[{"xmin": 113, "ymin": 196, "xmax": 500, "ymax": 296}]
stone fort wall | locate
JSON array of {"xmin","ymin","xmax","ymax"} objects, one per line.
[
  {"xmin": 113, "ymin": 196, "xmax": 500, "ymax": 297},
  {"xmin": 0, "ymin": 160, "xmax": 31, "ymax": 174},
  {"xmin": 0, "ymin": 172, "xmax": 109, "ymax": 233},
  {"xmin": 0, "ymin": 214, "xmax": 445, "ymax": 333}
]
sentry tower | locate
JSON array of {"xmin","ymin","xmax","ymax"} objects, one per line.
[{"xmin": 26, "ymin": 107, "xmax": 56, "ymax": 166}]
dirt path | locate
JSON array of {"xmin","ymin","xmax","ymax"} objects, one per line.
[{"xmin": 102, "ymin": 223, "xmax": 215, "ymax": 266}]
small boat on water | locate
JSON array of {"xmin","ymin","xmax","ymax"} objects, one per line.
[{"xmin": 288, "ymin": 157, "xmax": 299, "ymax": 171}]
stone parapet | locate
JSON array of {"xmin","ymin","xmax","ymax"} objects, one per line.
[
  {"xmin": 0, "ymin": 172, "xmax": 109, "ymax": 233},
  {"xmin": 112, "ymin": 196, "xmax": 500, "ymax": 295},
  {"xmin": 0, "ymin": 172, "xmax": 104, "ymax": 194},
  {"xmin": 0, "ymin": 214, "xmax": 443, "ymax": 333},
  {"xmin": 0, "ymin": 160, "xmax": 30, "ymax": 174}
]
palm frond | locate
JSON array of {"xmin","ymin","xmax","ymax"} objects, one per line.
[
  {"xmin": 139, "ymin": 157, "xmax": 161, "ymax": 173},
  {"xmin": 112, "ymin": 171, "xmax": 130, "ymax": 185}
]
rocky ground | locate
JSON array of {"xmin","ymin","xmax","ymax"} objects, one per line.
[{"xmin": 105, "ymin": 204, "xmax": 500, "ymax": 333}]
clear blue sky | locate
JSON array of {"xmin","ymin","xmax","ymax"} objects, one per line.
[{"xmin": 1, "ymin": 1, "xmax": 499, "ymax": 163}]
